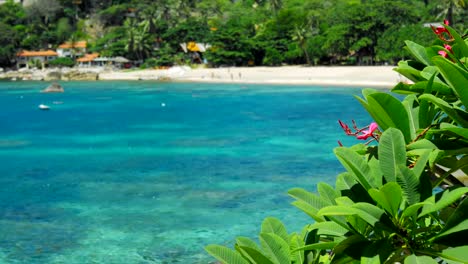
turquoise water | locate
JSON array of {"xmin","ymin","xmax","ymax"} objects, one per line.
[{"xmin": 0, "ymin": 81, "xmax": 373, "ymax": 263}]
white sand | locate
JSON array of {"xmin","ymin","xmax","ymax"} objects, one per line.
[{"xmin": 99, "ymin": 65, "xmax": 406, "ymax": 88}]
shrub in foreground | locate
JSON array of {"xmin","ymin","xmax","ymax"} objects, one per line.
[{"xmin": 205, "ymin": 22, "xmax": 468, "ymax": 264}]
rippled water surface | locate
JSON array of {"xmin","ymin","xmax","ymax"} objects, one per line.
[{"xmin": 0, "ymin": 81, "xmax": 373, "ymax": 263}]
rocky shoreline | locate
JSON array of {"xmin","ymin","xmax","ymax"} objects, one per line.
[{"xmin": 0, "ymin": 67, "xmax": 102, "ymax": 81}]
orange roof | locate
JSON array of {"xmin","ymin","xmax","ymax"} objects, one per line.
[
  {"xmin": 76, "ymin": 53, "xmax": 99, "ymax": 62},
  {"xmin": 17, "ymin": 50, "xmax": 58, "ymax": 57},
  {"xmin": 58, "ymin": 41, "xmax": 87, "ymax": 49}
]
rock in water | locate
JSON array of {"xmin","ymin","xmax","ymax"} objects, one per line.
[{"xmin": 41, "ymin": 82, "xmax": 64, "ymax": 93}]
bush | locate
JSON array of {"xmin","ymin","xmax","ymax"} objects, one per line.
[
  {"xmin": 48, "ymin": 57, "xmax": 75, "ymax": 67},
  {"xmin": 205, "ymin": 22, "xmax": 468, "ymax": 264}
]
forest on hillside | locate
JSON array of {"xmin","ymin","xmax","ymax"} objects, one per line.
[{"xmin": 0, "ymin": 0, "xmax": 466, "ymax": 68}]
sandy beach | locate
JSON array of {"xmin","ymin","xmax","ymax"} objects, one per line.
[
  {"xmin": 99, "ymin": 65, "xmax": 405, "ymax": 88},
  {"xmin": 1, "ymin": 65, "xmax": 406, "ymax": 88}
]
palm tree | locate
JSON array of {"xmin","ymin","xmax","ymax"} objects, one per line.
[
  {"xmin": 292, "ymin": 24, "xmax": 312, "ymax": 65},
  {"xmin": 439, "ymin": 0, "xmax": 466, "ymax": 24},
  {"xmin": 124, "ymin": 18, "xmax": 152, "ymax": 61}
]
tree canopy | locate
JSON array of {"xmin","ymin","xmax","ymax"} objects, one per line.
[{"xmin": 0, "ymin": 0, "xmax": 466, "ymax": 68}]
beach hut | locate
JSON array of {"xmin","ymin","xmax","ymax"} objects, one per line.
[
  {"xmin": 16, "ymin": 50, "xmax": 58, "ymax": 68},
  {"xmin": 76, "ymin": 53, "xmax": 100, "ymax": 67},
  {"xmin": 57, "ymin": 41, "xmax": 87, "ymax": 58}
]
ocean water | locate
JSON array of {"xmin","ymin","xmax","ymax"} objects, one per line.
[{"xmin": 0, "ymin": 81, "xmax": 374, "ymax": 263}]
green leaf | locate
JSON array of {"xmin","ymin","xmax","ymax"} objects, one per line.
[
  {"xmin": 362, "ymin": 92, "xmax": 412, "ymax": 143},
  {"xmin": 440, "ymin": 245, "xmax": 468, "ymax": 264},
  {"xmin": 432, "ymin": 57, "xmax": 468, "ymax": 107},
  {"xmin": 405, "ymin": 40, "xmax": 433, "ymax": 66},
  {"xmin": 393, "ymin": 61, "xmax": 425, "ymax": 83},
  {"xmin": 259, "ymin": 233, "xmax": 291, "ymax": 264},
  {"xmin": 336, "ymin": 172, "xmax": 358, "ymax": 191},
  {"xmin": 440, "ymin": 125, "xmax": 468, "ymax": 140},
  {"xmin": 419, "ymin": 187, "xmax": 468, "ymax": 217},
  {"xmin": 444, "ymin": 197, "xmax": 468, "ymax": 232},
  {"xmin": 404, "ymin": 254, "xmax": 438, "ymax": 264},
  {"xmin": 318, "ymin": 204, "xmax": 383, "ymax": 226},
  {"xmin": 261, "ymin": 217, "xmax": 289, "ymax": 243},
  {"xmin": 310, "ymin": 221, "xmax": 350, "ymax": 236},
  {"xmin": 334, "ymin": 147, "xmax": 374, "ymax": 191},
  {"xmin": 289, "ymin": 234, "xmax": 304, "ymax": 264},
  {"xmin": 236, "ymin": 237, "xmax": 260, "ymax": 251},
  {"xmin": 396, "ymin": 164, "xmax": 420, "ymax": 205},
  {"xmin": 369, "ymin": 183, "xmax": 402, "ymax": 218},
  {"xmin": 419, "ymin": 94, "xmax": 468, "ymax": 127},
  {"xmin": 237, "ymin": 246, "xmax": 275, "ymax": 264},
  {"xmin": 292, "ymin": 242, "xmax": 337, "ymax": 252},
  {"xmin": 379, "ymin": 128, "xmax": 407, "ymax": 183},
  {"xmin": 318, "ymin": 182, "xmax": 340, "ymax": 205},
  {"xmin": 407, "ymin": 139, "xmax": 437, "ymax": 150},
  {"xmin": 361, "ymin": 255, "xmax": 381, "ymax": 264},
  {"xmin": 205, "ymin": 245, "xmax": 250, "ymax": 264},
  {"xmin": 411, "ymin": 149, "xmax": 432, "ymax": 180},
  {"xmin": 434, "ymin": 219, "xmax": 468, "ymax": 240},
  {"xmin": 402, "ymin": 95, "xmax": 418, "ymax": 140},
  {"xmin": 288, "ymin": 188, "xmax": 328, "ymax": 221},
  {"xmin": 446, "ymin": 26, "xmax": 468, "ymax": 58},
  {"xmin": 401, "ymin": 202, "xmax": 431, "ymax": 219}
]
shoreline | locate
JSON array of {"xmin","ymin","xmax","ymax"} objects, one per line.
[{"xmin": 1, "ymin": 65, "xmax": 406, "ymax": 88}]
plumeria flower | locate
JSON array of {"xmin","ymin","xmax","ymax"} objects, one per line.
[
  {"xmin": 357, "ymin": 122, "xmax": 378, "ymax": 140},
  {"xmin": 438, "ymin": 50, "xmax": 448, "ymax": 58},
  {"xmin": 337, "ymin": 120, "xmax": 380, "ymax": 146},
  {"xmin": 431, "ymin": 19, "xmax": 454, "ymax": 42}
]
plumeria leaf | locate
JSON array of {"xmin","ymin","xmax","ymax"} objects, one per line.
[
  {"xmin": 236, "ymin": 246, "xmax": 275, "ymax": 264},
  {"xmin": 432, "ymin": 57, "xmax": 468, "ymax": 107},
  {"xmin": 369, "ymin": 183, "xmax": 402, "ymax": 218},
  {"xmin": 361, "ymin": 255, "xmax": 381, "ymax": 264},
  {"xmin": 205, "ymin": 245, "xmax": 250, "ymax": 264},
  {"xmin": 405, "ymin": 40, "xmax": 433, "ymax": 66},
  {"xmin": 402, "ymin": 95, "xmax": 418, "ymax": 139},
  {"xmin": 318, "ymin": 182, "xmax": 340, "ymax": 205},
  {"xmin": 379, "ymin": 128, "xmax": 406, "ymax": 183},
  {"xmin": 394, "ymin": 60, "xmax": 426, "ymax": 83},
  {"xmin": 419, "ymin": 187, "xmax": 468, "ymax": 217},
  {"xmin": 292, "ymin": 242, "xmax": 337, "ymax": 252},
  {"xmin": 419, "ymin": 94, "xmax": 468, "ymax": 127},
  {"xmin": 288, "ymin": 188, "xmax": 328, "ymax": 221},
  {"xmin": 261, "ymin": 217, "xmax": 289, "ymax": 243},
  {"xmin": 359, "ymin": 92, "xmax": 412, "ymax": 143},
  {"xmin": 259, "ymin": 233, "xmax": 291, "ymax": 264},
  {"xmin": 310, "ymin": 221, "xmax": 350, "ymax": 236},
  {"xmin": 446, "ymin": 26, "xmax": 468, "ymax": 58},
  {"xmin": 289, "ymin": 234, "xmax": 305, "ymax": 264},
  {"xmin": 439, "ymin": 245, "xmax": 468, "ymax": 264},
  {"xmin": 404, "ymin": 255, "xmax": 437, "ymax": 264},
  {"xmin": 334, "ymin": 147, "xmax": 374, "ymax": 191},
  {"xmin": 396, "ymin": 164, "xmax": 420, "ymax": 205}
]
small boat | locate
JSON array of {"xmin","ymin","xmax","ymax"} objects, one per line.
[{"xmin": 38, "ymin": 104, "xmax": 50, "ymax": 110}]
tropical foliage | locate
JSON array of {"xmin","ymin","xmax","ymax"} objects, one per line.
[
  {"xmin": 0, "ymin": 0, "xmax": 467, "ymax": 67},
  {"xmin": 205, "ymin": 22, "xmax": 468, "ymax": 264}
]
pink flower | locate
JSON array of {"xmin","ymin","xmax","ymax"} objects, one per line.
[
  {"xmin": 431, "ymin": 20, "xmax": 454, "ymax": 42},
  {"xmin": 444, "ymin": 44, "xmax": 452, "ymax": 52},
  {"xmin": 438, "ymin": 50, "xmax": 448, "ymax": 58},
  {"xmin": 356, "ymin": 122, "xmax": 378, "ymax": 140}
]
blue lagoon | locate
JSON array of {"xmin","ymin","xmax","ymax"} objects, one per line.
[{"xmin": 0, "ymin": 81, "xmax": 372, "ymax": 263}]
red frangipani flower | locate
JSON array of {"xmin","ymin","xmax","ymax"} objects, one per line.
[
  {"xmin": 438, "ymin": 50, "xmax": 448, "ymax": 58},
  {"xmin": 337, "ymin": 120, "xmax": 380, "ymax": 146},
  {"xmin": 357, "ymin": 122, "xmax": 378, "ymax": 140},
  {"xmin": 431, "ymin": 20, "xmax": 454, "ymax": 42}
]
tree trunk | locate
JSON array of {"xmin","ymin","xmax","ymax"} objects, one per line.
[{"xmin": 447, "ymin": 2, "xmax": 454, "ymax": 25}]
